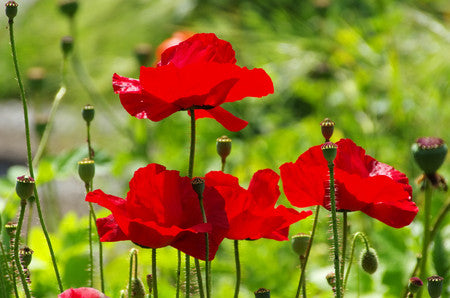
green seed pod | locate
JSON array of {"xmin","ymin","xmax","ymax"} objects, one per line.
[
  {"xmin": 216, "ymin": 135, "xmax": 232, "ymax": 161},
  {"xmin": 191, "ymin": 177, "xmax": 205, "ymax": 199},
  {"xmin": 321, "ymin": 142, "xmax": 338, "ymax": 163},
  {"xmin": 291, "ymin": 233, "xmax": 310, "ymax": 257},
  {"xmin": 61, "ymin": 36, "xmax": 74, "ymax": 57},
  {"xmin": 360, "ymin": 247, "xmax": 378, "ymax": 274},
  {"xmin": 427, "ymin": 275, "xmax": 444, "ymax": 298},
  {"xmin": 19, "ymin": 246, "xmax": 34, "ymax": 267},
  {"xmin": 408, "ymin": 277, "xmax": 423, "ymax": 294},
  {"xmin": 412, "ymin": 137, "xmax": 447, "ymax": 175},
  {"xmin": 326, "ymin": 272, "xmax": 336, "ymax": 287},
  {"xmin": 129, "ymin": 277, "xmax": 146, "ymax": 298},
  {"xmin": 134, "ymin": 43, "xmax": 153, "ymax": 66},
  {"xmin": 16, "ymin": 175, "xmax": 35, "ymax": 201},
  {"xmin": 5, "ymin": 1, "xmax": 18, "ymax": 20},
  {"xmin": 78, "ymin": 158, "xmax": 95, "ymax": 184},
  {"xmin": 82, "ymin": 104, "xmax": 95, "ymax": 124},
  {"xmin": 254, "ymin": 288, "xmax": 270, "ymax": 298},
  {"xmin": 320, "ymin": 118, "xmax": 335, "ymax": 142},
  {"xmin": 58, "ymin": 0, "xmax": 78, "ymax": 18}
]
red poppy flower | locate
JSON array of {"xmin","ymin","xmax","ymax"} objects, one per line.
[
  {"xmin": 58, "ymin": 287, "xmax": 109, "ymax": 298},
  {"xmin": 113, "ymin": 33, "xmax": 274, "ymax": 132},
  {"xmin": 280, "ymin": 139, "xmax": 418, "ymax": 228},
  {"xmin": 85, "ymin": 163, "xmax": 229, "ymax": 261},
  {"xmin": 204, "ymin": 169, "xmax": 312, "ymax": 240}
]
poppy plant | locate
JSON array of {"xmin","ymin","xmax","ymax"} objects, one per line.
[
  {"xmin": 113, "ymin": 33, "xmax": 274, "ymax": 131},
  {"xmin": 85, "ymin": 163, "xmax": 229, "ymax": 261},
  {"xmin": 58, "ymin": 287, "xmax": 109, "ymax": 298},
  {"xmin": 205, "ymin": 169, "xmax": 312, "ymax": 240},
  {"xmin": 280, "ymin": 139, "xmax": 418, "ymax": 228}
]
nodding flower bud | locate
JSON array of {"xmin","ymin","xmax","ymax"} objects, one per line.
[
  {"xmin": 58, "ymin": 0, "xmax": 78, "ymax": 18},
  {"xmin": 191, "ymin": 177, "xmax": 205, "ymax": 199},
  {"xmin": 216, "ymin": 136, "xmax": 232, "ymax": 161},
  {"xmin": 427, "ymin": 275, "xmax": 444, "ymax": 298},
  {"xmin": 78, "ymin": 158, "xmax": 95, "ymax": 184},
  {"xmin": 5, "ymin": 1, "xmax": 18, "ymax": 20},
  {"xmin": 19, "ymin": 246, "xmax": 34, "ymax": 267},
  {"xmin": 61, "ymin": 36, "xmax": 74, "ymax": 57},
  {"xmin": 16, "ymin": 175, "xmax": 35, "ymax": 201},
  {"xmin": 146, "ymin": 274, "xmax": 153, "ymax": 294},
  {"xmin": 321, "ymin": 142, "xmax": 338, "ymax": 163},
  {"xmin": 320, "ymin": 118, "xmax": 335, "ymax": 142},
  {"xmin": 291, "ymin": 233, "xmax": 310, "ymax": 257},
  {"xmin": 254, "ymin": 288, "xmax": 270, "ymax": 298},
  {"xmin": 412, "ymin": 137, "xmax": 447, "ymax": 175},
  {"xmin": 326, "ymin": 272, "xmax": 336, "ymax": 287},
  {"xmin": 134, "ymin": 43, "xmax": 153, "ymax": 66},
  {"xmin": 82, "ymin": 104, "xmax": 95, "ymax": 124},
  {"xmin": 408, "ymin": 277, "xmax": 423, "ymax": 294},
  {"xmin": 360, "ymin": 247, "xmax": 378, "ymax": 274},
  {"xmin": 129, "ymin": 278, "xmax": 146, "ymax": 298},
  {"xmin": 5, "ymin": 222, "xmax": 17, "ymax": 237}
]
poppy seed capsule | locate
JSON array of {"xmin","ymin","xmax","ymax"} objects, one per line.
[
  {"xmin": 61, "ymin": 36, "xmax": 74, "ymax": 57},
  {"xmin": 16, "ymin": 175, "xmax": 35, "ymax": 201},
  {"xmin": 19, "ymin": 246, "xmax": 34, "ymax": 267},
  {"xmin": 412, "ymin": 137, "xmax": 447, "ymax": 175},
  {"xmin": 427, "ymin": 275, "xmax": 444, "ymax": 298},
  {"xmin": 192, "ymin": 177, "xmax": 205, "ymax": 198},
  {"xmin": 217, "ymin": 135, "xmax": 232, "ymax": 161},
  {"xmin": 82, "ymin": 104, "xmax": 95, "ymax": 123},
  {"xmin": 254, "ymin": 288, "xmax": 270, "ymax": 298},
  {"xmin": 320, "ymin": 118, "xmax": 335, "ymax": 141},
  {"xmin": 78, "ymin": 158, "xmax": 95, "ymax": 184},
  {"xmin": 408, "ymin": 277, "xmax": 423, "ymax": 294},
  {"xmin": 321, "ymin": 142, "xmax": 338, "ymax": 163},
  {"xmin": 291, "ymin": 233, "xmax": 310, "ymax": 257},
  {"xmin": 5, "ymin": 1, "xmax": 18, "ymax": 20},
  {"xmin": 58, "ymin": 0, "xmax": 78, "ymax": 18},
  {"xmin": 360, "ymin": 247, "xmax": 378, "ymax": 274}
]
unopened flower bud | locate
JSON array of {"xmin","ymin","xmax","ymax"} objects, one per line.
[
  {"xmin": 82, "ymin": 104, "xmax": 95, "ymax": 124},
  {"xmin": 320, "ymin": 118, "xmax": 335, "ymax": 141},
  {"xmin": 291, "ymin": 233, "xmax": 310, "ymax": 257},
  {"xmin": 254, "ymin": 288, "xmax": 270, "ymax": 298},
  {"xmin": 61, "ymin": 36, "xmax": 74, "ymax": 57},
  {"xmin": 146, "ymin": 274, "xmax": 153, "ymax": 294},
  {"xmin": 192, "ymin": 177, "xmax": 205, "ymax": 199},
  {"xmin": 321, "ymin": 142, "xmax": 338, "ymax": 163},
  {"xmin": 16, "ymin": 175, "xmax": 35, "ymax": 201},
  {"xmin": 128, "ymin": 278, "xmax": 146, "ymax": 298},
  {"xmin": 408, "ymin": 277, "xmax": 423, "ymax": 294},
  {"xmin": 216, "ymin": 136, "xmax": 232, "ymax": 162},
  {"xmin": 412, "ymin": 137, "xmax": 447, "ymax": 175},
  {"xmin": 5, "ymin": 1, "xmax": 18, "ymax": 20},
  {"xmin": 5, "ymin": 222, "xmax": 17, "ymax": 237},
  {"xmin": 326, "ymin": 272, "xmax": 336, "ymax": 287},
  {"xmin": 19, "ymin": 246, "xmax": 34, "ymax": 267},
  {"xmin": 427, "ymin": 275, "xmax": 444, "ymax": 298},
  {"xmin": 27, "ymin": 67, "xmax": 46, "ymax": 92},
  {"xmin": 58, "ymin": 0, "xmax": 78, "ymax": 18},
  {"xmin": 360, "ymin": 247, "xmax": 378, "ymax": 274},
  {"xmin": 134, "ymin": 43, "xmax": 153, "ymax": 66},
  {"xmin": 78, "ymin": 158, "xmax": 95, "ymax": 184}
]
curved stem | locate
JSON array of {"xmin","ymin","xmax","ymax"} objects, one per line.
[
  {"xmin": 233, "ymin": 240, "xmax": 241, "ymax": 298},
  {"xmin": 343, "ymin": 232, "xmax": 370, "ymax": 291},
  {"xmin": 152, "ymin": 248, "xmax": 158, "ymax": 298},
  {"xmin": 296, "ymin": 205, "xmax": 320, "ymax": 298},
  {"xmin": 430, "ymin": 195, "xmax": 450, "ymax": 241},
  {"xmin": 8, "ymin": 18, "xmax": 63, "ymax": 293},
  {"xmin": 417, "ymin": 180, "xmax": 432, "ymax": 298},
  {"xmin": 13, "ymin": 200, "xmax": 31, "ymax": 297}
]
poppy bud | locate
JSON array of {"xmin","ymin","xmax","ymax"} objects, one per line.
[
  {"xmin": 78, "ymin": 158, "xmax": 95, "ymax": 184},
  {"xmin": 412, "ymin": 137, "xmax": 447, "ymax": 175},
  {"xmin": 128, "ymin": 278, "xmax": 146, "ymax": 298},
  {"xmin": 326, "ymin": 272, "xmax": 336, "ymax": 287},
  {"xmin": 216, "ymin": 135, "xmax": 232, "ymax": 161},
  {"xmin": 408, "ymin": 277, "xmax": 423, "ymax": 294},
  {"xmin": 146, "ymin": 274, "xmax": 153, "ymax": 294},
  {"xmin": 254, "ymin": 288, "xmax": 270, "ymax": 298},
  {"xmin": 16, "ymin": 175, "xmax": 35, "ymax": 201},
  {"xmin": 5, "ymin": 1, "xmax": 18, "ymax": 20},
  {"xmin": 134, "ymin": 43, "xmax": 153, "ymax": 66},
  {"xmin": 27, "ymin": 67, "xmax": 46, "ymax": 92},
  {"xmin": 82, "ymin": 104, "xmax": 95, "ymax": 124},
  {"xmin": 321, "ymin": 142, "xmax": 338, "ymax": 163},
  {"xmin": 19, "ymin": 246, "xmax": 33, "ymax": 267},
  {"xmin": 61, "ymin": 36, "xmax": 74, "ymax": 57},
  {"xmin": 360, "ymin": 247, "xmax": 378, "ymax": 274},
  {"xmin": 320, "ymin": 118, "xmax": 335, "ymax": 142},
  {"xmin": 291, "ymin": 233, "xmax": 310, "ymax": 257},
  {"xmin": 192, "ymin": 177, "xmax": 205, "ymax": 199},
  {"xmin": 58, "ymin": 0, "xmax": 78, "ymax": 18},
  {"xmin": 5, "ymin": 222, "xmax": 17, "ymax": 237},
  {"xmin": 427, "ymin": 275, "xmax": 444, "ymax": 298}
]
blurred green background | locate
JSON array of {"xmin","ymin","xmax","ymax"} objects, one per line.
[{"xmin": 1, "ymin": 0, "xmax": 450, "ymax": 297}]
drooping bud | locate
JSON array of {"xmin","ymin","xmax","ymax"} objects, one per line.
[
  {"xmin": 78, "ymin": 158, "xmax": 95, "ymax": 184},
  {"xmin": 321, "ymin": 142, "xmax": 338, "ymax": 163},
  {"xmin": 5, "ymin": 1, "xmax": 18, "ymax": 21},
  {"xmin": 408, "ymin": 277, "xmax": 423, "ymax": 294},
  {"xmin": 216, "ymin": 136, "xmax": 232, "ymax": 162},
  {"xmin": 58, "ymin": 0, "xmax": 78, "ymax": 18},
  {"xmin": 16, "ymin": 175, "xmax": 35, "ymax": 201},
  {"xmin": 5, "ymin": 222, "xmax": 17, "ymax": 237},
  {"xmin": 412, "ymin": 137, "xmax": 447, "ymax": 175},
  {"xmin": 427, "ymin": 275, "xmax": 444, "ymax": 298},
  {"xmin": 82, "ymin": 104, "xmax": 95, "ymax": 124},
  {"xmin": 128, "ymin": 278, "xmax": 146, "ymax": 298},
  {"xmin": 326, "ymin": 272, "xmax": 336, "ymax": 287},
  {"xmin": 134, "ymin": 43, "xmax": 153, "ymax": 66},
  {"xmin": 360, "ymin": 247, "xmax": 378, "ymax": 274},
  {"xmin": 291, "ymin": 233, "xmax": 310, "ymax": 257},
  {"xmin": 146, "ymin": 274, "xmax": 153, "ymax": 294},
  {"xmin": 191, "ymin": 177, "xmax": 205, "ymax": 199},
  {"xmin": 19, "ymin": 246, "xmax": 34, "ymax": 267},
  {"xmin": 61, "ymin": 36, "xmax": 74, "ymax": 57},
  {"xmin": 320, "ymin": 118, "xmax": 335, "ymax": 142},
  {"xmin": 254, "ymin": 288, "xmax": 270, "ymax": 298}
]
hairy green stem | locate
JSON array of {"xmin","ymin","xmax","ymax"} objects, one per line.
[
  {"xmin": 233, "ymin": 240, "xmax": 241, "ymax": 298},
  {"xmin": 8, "ymin": 18, "xmax": 64, "ymax": 293},
  {"xmin": 176, "ymin": 251, "xmax": 181, "ymax": 298},
  {"xmin": 194, "ymin": 259, "xmax": 205, "ymax": 298},
  {"xmin": 198, "ymin": 195, "xmax": 210, "ymax": 298},
  {"xmin": 417, "ymin": 180, "xmax": 432, "ymax": 298},
  {"xmin": 185, "ymin": 254, "xmax": 190, "ymax": 297},
  {"xmin": 341, "ymin": 211, "xmax": 348, "ymax": 281},
  {"xmin": 13, "ymin": 200, "xmax": 31, "ymax": 297},
  {"xmin": 343, "ymin": 232, "xmax": 370, "ymax": 290},
  {"xmin": 152, "ymin": 248, "xmax": 158, "ymax": 298},
  {"xmin": 1, "ymin": 232, "xmax": 19, "ymax": 297}
]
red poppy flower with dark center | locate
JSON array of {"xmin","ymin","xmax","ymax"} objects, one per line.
[
  {"xmin": 58, "ymin": 287, "xmax": 109, "ymax": 298},
  {"xmin": 85, "ymin": 163, "xmax": 229, "ymax": 261},
  {"xmin": 280, "ymin": 139, "xmax": 418, "ymax": 228},
  {"xmin": 113, "ymin": 33, "xmax": 274, "ymax": 132},
  {"xmin": 204, "ymin": 169, "xmax": 312, "ymax": 240}
]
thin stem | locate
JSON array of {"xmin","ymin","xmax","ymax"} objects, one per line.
[
  {"xmin": 1, "ymin": 235, "xmax": 19, "ymax": 297},
  {"xmin": 198, "ymin": 196, "xmax": 210, "ymax": 298},
  {"xmin": 341, "ymin": 211, "xmax": 348, "ymax": 279},
  {"xmin": 296, "ymin": 206, "xmax": 320, "ymax": 298},
  {"xmin": 185, "ymin": 254, "xmax": 190, "ymax": 297},
  {"xmin": 343, "ymin": 232, "xmax": 370, "ymax": 291},
  {"xmin": 88, "ymin": 202, "xmax": 94, "ymax": 287},
  {"xmin": 233, "ymin": 240, "xmax": 241, "ymax": 298},
  {"xmin": 221, "ymin": 158, "xmax": 226, "ymax": 172},
  {"xmin": 328, "ymin": 162, "xmax": 342, "ymax": 298},
  {"xmin": 89, "ymin": 201, "xmax": 105, "ymax": 292},
  {"xmin": 194, "ymin": 259, "xmax": 205, "ymax": 298},
  {"xmin": 8, "ymin": 18, "xmax": 63, "ymax": 293},
  {"xmin": 24, "ymin": 201, "xmax": 34, "ymax": 245},
  {"xmin": 429, "ymin": 195, "xmax": 450, "ymax": 241},
  {"xmin": 176, "ymin": 251, "xmax": 181, "ymax": 298},
  {"xmin": 417, "ymin": 180, "xmax": 432, "ymax": 298},
  {"xmin": 152, "ymin": 248, "xmax": 158, "ymax": 298},
  {"xmin": 402, "ymin": 255, "xmax": 422, "ymax": 298},
  {"xmin": 13, "ymin": 200, "xmax": 31, "ymax": 297},
  {"xmin": 128, "ymin": 250, "xmax": 134, "ymax": 298}
]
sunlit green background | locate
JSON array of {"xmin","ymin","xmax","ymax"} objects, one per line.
[{"xmin": 1, "ymin": 0, "xmax": 449, "ymax": 297}]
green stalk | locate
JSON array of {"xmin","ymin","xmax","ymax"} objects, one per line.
[
  {"xmin": 341, "ymin": 211, "xmax": 348, "ymax": 278},
  {"xmin": 13, "ymin": 200, "xmax": 31, "ymax": 297},
  {"xmin": 198, "ymin": 195, "xmax": 210, "ymax": 298},
  {"xmin": 328, "ymin": 162, "xmax": 342, "ymax": 298},
  {"xmin": 417, "ymin": 180, "xmax": 432, "ymax": 298},
  {"xmin": 343, "ymin": 232, "xmax": 370, "ymax": 291},
  {"xmin": 176, "ymin": 251, "xmax": 181, "ymax": 298},
  {"xmin": 1, "ymin": 233, "xmax": 19, "ymax": 297},
  {"xmin": 185, "ymin": 254, "xmax": 190, "ymax": 297},
  {"xmin": 233, "ymin": 240, "xmax": 241, "ymax": 298},
  {"xmin": 8, "ymin": 17, "xmax": 63, "ymax": 293},
  {"xmin": 295, "ymin": 206, "xmax": 320, "ymax": 298},
  {"xmin": 194, "ymin": 259, "xmax": 205, "ymax": 298},
  {"xmin": 152, "ymin": 248, "xmax": 158, "ymax": 298}
]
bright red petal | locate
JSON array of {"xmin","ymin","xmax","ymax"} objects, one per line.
[
  {"xmin": 96, "ymin": 214, "xmax": 128, "ymax": 242},
  {"xmin": 193, "ymin": 107, "xmax": 248, "ymax": 131},
  {"xmin": 247, "ymin": 169, "xmax": 280, "ymax": 211}
]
